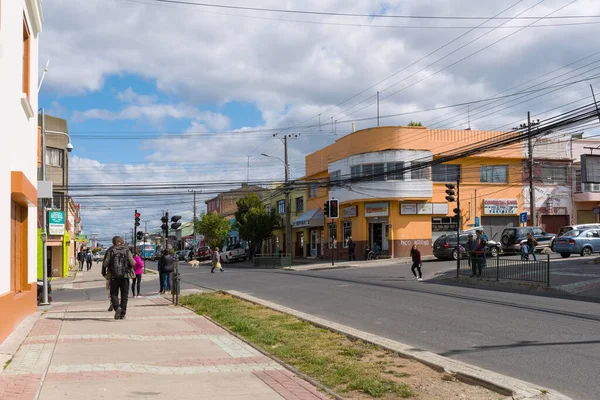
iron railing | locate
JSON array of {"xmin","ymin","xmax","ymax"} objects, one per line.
[
  {"xmin": 253, "ymin": 253, "xmax": 292, "ymax": 268},
  {"xmin": 457, "ymin": 253, "xmax": 550, "ymax": 286}
]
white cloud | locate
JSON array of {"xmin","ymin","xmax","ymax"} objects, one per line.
[{"xmin": 116, "ymin": 87, "xmax": 157, "ymax": 105}]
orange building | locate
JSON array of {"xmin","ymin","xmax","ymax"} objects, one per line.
[{"xmin": 302, "ymin": 126, "xmax": 524, "ymax": 259}]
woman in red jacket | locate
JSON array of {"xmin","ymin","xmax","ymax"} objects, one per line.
[{"xmin": 410, "ymin": 244, "xmax": 423, "ymax": 281}]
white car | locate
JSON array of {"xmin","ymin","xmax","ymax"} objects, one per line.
[{"xmin": 219, "ymin": 244, "xmax": 247, "ymax": 263}]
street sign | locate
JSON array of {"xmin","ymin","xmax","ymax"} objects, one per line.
[
  {"xmin": 48, "ymin": 210, "xmax": 65, "ymax": 235},
  {"xmin": 519, "ymin": 212, "xmax": 528, "ymax": 223}
]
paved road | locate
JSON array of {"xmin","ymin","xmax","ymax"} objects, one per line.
[{"xmin": 144, "ymin": 259, "xmax": 600, "ymax": 399}]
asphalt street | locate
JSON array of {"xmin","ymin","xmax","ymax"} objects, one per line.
[{"xmin": 140, "ymin": 258, "xmax": 600, "ymax": 400}]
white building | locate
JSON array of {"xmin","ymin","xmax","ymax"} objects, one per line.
[{"xmin": 0, "ymin": 0, "xmax": 43, "ymax": 343}]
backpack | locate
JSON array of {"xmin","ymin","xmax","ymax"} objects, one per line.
[{"xmin": 110, "ymin": 247, "xmax": 130, "ymax": 277}]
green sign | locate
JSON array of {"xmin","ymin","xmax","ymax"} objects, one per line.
[{"xmin": 48, "ymin": 210, "xmax": 65, "ymax": 235}]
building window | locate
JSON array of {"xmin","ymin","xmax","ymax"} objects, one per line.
[
  {"xmin": 310, "ymin": 184, "xmax": 317, "ymax": 198},
  {"xmin": 540, "ymin": 165, "xmax": 568, "ymax": 185},
  {"xmin": 265, "ymin": 204, "xmax": 271, "ymax": 213},
  {"xmin": 480, "ymin": 165, "xmax": 508, "ymax": 183},
  {"xmin": 277, "ymin": 199, "xmax": 285, "ymax": 214},
  {"xmin": 386, "ymin": 162, "xmax": 405, "ymax": 181},
  {"xmin": 295, "ymin": 197, "xmax": 304, "ymax": 213},
  {"xmin": 432, "ymin": 164, "xmax": 460, "ymax": 182},
  {"xmin": 350, "ymin": 165, "xmax": 361, "ymax": 180},
  {"xmin": 22, "ymin": 16, "xmax": 31, "ymax": 100},
  {"xmin": 362, "ymin": 164, "xmax": 374, "ymax": 181},
  {"xmin": 328, "ymin": 222, "xmax": 337, "ymax": 249},
  {"xmin": 373, "ymin": 163, "xmax": 385, "ymax": 181},
  {"xmin": 330, "ymin": 170, "xmax": 341, "ymax": 186},
  {"xmin": 342, "ymin": 222, "xmax": 352, "ymax": 248},
  {"xmin": 411, "ymin": 162, "xmax": 430, "ymax": 180},
  {"xmin": 46, "ymin": 148, "xmax": 63, "ymax": 167}
]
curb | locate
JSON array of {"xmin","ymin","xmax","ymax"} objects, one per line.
[
  {"xmin": 179, "ymin": 303, "xmax": 343, "ymax": 400},
  {"xmin": 225, "ymin": 290, "xmax": 572, "ymax": 400},
  {"xmin": 0, "ymin": 311, "xmax": 42, "ymax": 375}
]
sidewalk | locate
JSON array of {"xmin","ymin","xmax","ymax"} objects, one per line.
[{"xmin": 0, "ymin": 266, "xmax": 330, "ymax": 400}]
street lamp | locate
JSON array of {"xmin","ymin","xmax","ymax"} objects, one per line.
[{"xmin": 39, "ymin": 109, "xmax": 74, "ymax": 305}]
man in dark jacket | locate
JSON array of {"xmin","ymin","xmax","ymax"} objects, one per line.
[
  {"xmin": 158, "ymin": 250, "xmax": 174, "ymax": 293},
  {"xmin": 347, "ymin": 238, "xmax": 356, "ymax": 261},
  {"xmin": 77, "ymin": 250, "xmax": 85, "ymax": 271},
  {"xmin": 102, "ymin": 236, "xmax": 136, "ymax": 320}
]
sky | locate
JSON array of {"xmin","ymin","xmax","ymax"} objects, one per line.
[{"xmin": 37, "ymin": 0, "xmax": 600, "ymax": 245}]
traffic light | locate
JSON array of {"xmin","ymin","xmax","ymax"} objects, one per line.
[
  {"xmin": 170, "ymin": 215, "xmax": 182, "ymax": 230},
  {"xmin": 161, "ymin": 214, "xmax": 169, "ymax": 233},
  {"xmin": 135, "ymin": 210, "xmax": 140, "ymax": 227},
  {"xmin": 329, "ymin": 199, "xmax": 339, "ymax": 219},
  {"xmin": 453, "ymin": 206, "xmax": 461, "ymax": 223},
  {"xmin": 136, "ymin": 231, "xmax": 144, "ymax": 241},
  {"xmin": 445, "ymin": 184, "xmax": 456, "ymax": 202},
  {"xmin": 323, "ymin": 200, "xmax": 330, "ymax": 218}
]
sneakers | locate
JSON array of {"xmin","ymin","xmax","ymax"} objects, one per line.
[
  {"xmin": 108, "ymin": 304, "xmax": 114, "ymax": 312},
  {"xmin": 114, "ymin": 306, "xmax": 122, "ymax": 320},
  {"xmin": 417, "ymin": 278, "xmax": 423, "ymax": 281}
]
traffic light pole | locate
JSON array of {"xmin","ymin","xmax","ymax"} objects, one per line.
[
  {"xmin": 284, "ymin": 135, "xmax": 292, "ymax": 260},
  {"xmin": 456, "ymin": 179, "xmax": 461, "ymax": 275}
]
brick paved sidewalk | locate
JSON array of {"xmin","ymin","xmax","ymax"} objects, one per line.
[{"xmin": 0, "ymin": 266, "xmax": 329, "ymax": 400}]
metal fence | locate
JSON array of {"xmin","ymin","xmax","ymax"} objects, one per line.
[
  {"xmin": 457, "ymin": 253, "xmax": 550, "ymax": 286},
  {"xmin": 253, "ymin": 254, "xmax": 292, "ymax": 268}
]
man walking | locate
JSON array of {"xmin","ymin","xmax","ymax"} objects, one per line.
[
  {"xmin": 77, "ymin": 249, "xmax": 85, "ymax": 271},
  {"xmin": 86, "ymin": 249, "xmax": 93, "ymax": 271},
  {"xmin": 102, "ymin": 236, "xmax": 135, "ymax": 320},
  {"xmin": 158, "ymin": 250, "xmax": 174, "ymax": 293},
  {"xmin": 347, "ymin": 237, "xmax": 356, "ymax": 261}
]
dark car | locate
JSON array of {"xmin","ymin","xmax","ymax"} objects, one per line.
[
  {"xmin": 500, "ymin": 227, "xmax": 556, "ymax": 253},
  {"xmin": 195, "ymin": 246, "xmax": 212, "ymax": 261},
  {"xmin": 433, "ymin": 233, "xmax": 500, "ymax": 260}
]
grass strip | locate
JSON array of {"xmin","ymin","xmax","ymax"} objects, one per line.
[{"xmin": 181, "ymin": 292, "xmax": 413, "ymax": 398}]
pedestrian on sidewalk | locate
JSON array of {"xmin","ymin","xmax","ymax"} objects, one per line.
[
  {"xmin": 86, "ymin": 249, "xmax": 93, "ymax": 271},
  {"xmin": 159, "ymin": 250, "xmax": 174, "ymax": 293},
  {"xmin": 77, "ymin": 249, "xmax": 85, "ymax": 271},
  {"xmin": 526, "ymin": 232, "xmax": 538, "ymax": 261},
  {"xmin": 471, "ymin": 231, "xmax": 487, "ymax": 277},
  {"xmin": 211, "ymin": 247, "xmax": 223, "ymax": 273},
  {"xmin": 347, "ymin": 237, "xmax": 356, "ymax": 261},
  {"xmin": 132, "ymin": 249, "xmax": 144, "ymax": 298},
  {"xmin": 102, "ymin": 236, "xmax": 136, "ymax": 320},
  {"xmin": 410, "ymin": 244, "xmax": 423, "ymax": 281}
]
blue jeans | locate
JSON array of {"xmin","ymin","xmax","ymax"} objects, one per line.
[{"xmin": 161, "ymin": 272, "xmax": 171, "ymax": 291}]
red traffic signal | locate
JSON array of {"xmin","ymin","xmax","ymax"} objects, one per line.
[{"xmin": 135, "ymin": 212, "xmax": 140, "ymax": 218}]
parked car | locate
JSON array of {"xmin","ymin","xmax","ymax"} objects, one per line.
[
  {"xmin": 174, "ymin": 251, "xmax": 188, "ymax": 261},
  {"xmin": 433, "ymin": 233, "xmax": 500, "ymax": 260},
  {"xmin": 220, "ymin": 244, "xmax": 247, "ymax": 263},
  {"xmin": 553, "ymin": 229, "xmax": 600, "ymax": 257},
  {"xmin": 195, "ymin": 246, "xmax": 212, "ymax": 261},
  {"xmin": 552, "ymin": 224, "xmax": 600, "ymax": 249},
  {"xmin": 500, "ymin": 227, "xmax": 555, "ymax": 253}
]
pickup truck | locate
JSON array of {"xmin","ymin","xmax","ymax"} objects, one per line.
[{"xmin": 220, "ymin": 244, "xmax": 247, "ymax": 263}]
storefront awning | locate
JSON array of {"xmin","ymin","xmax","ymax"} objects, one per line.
[{"xmin": 293, "ymin": 208, "xmax": 324, "ymax": 228}]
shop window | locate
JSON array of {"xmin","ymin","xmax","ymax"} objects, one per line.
[
  {"xmin": 310, "ymin": 184, "xmax": 317, "ymax": 198},
  {"xmin": 540, "ymin": 165, "xmax": 568, "ymax": 185},
  {"xmin": 432, "ymin": 164, "xmax": 460, "ymax": 182},
  {"xmin": 277, "ymin": 199, "xmax": 285, "ymax": 214},
  {"xmin": 295, "ymin": 197, "xmax": 304, "ymax": 213},
  {"xmin": 386, "ymin": 162, "xmax": 405, "ymax": 181},
  {"xmin": 411, "ymin": 162, "xmax": 430, "ymax": 180},
  {"xmin": 342, "ymin": 222, "xmax": 352, "ymax": 248},
  {"xmin": 328, "ymin": 222, "xmax": 337, "ymax": 249},
  {"xmin": 480, "ymin": 165, "xmax": 508, "ymax": 183}
]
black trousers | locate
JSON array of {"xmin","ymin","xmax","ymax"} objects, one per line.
[
  {"xmin": 348, "ymin": 250, "xmax": 355, "ymax": 261},
  {"xmin": 132, "ymin": 274, "xmax": 142, "ymax": 296},
  {"xmin": 411, "ymin": 262, "xmax": 422, "ymax": 278},
  {"xmin": 110, "ymin": 277, "xmax": 129, "ymax": 315}
]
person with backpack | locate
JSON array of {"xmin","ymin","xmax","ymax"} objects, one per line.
[
  {"xmin": 102, "ymin": 236, "xmax": 136, "ymax": 320},
  {"xmin": 158, "ymin": 250, "xmax": 174, "ymax": 293},
  {"xmin": 132, "ymin": 249, "xmax": 144, "ymax": 298},
  {"xmin": 86, "ymin": 249, "xmax": 93, "ymax": 271}
]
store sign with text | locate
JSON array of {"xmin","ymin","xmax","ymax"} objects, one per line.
[
  {"xmin": 483, "ymin": 198, "xmax": 518, "ymax": 215},
  {"xmin": 343, "ymin": 206, "xmax": 357, "ymax": 218},
  {"xmin": 365, "ymin": 202, "xmax": 389, "ymax": 217},
  {"xmin": 48, "ymin": 210, "xmax": 65, "ymax": 235}
]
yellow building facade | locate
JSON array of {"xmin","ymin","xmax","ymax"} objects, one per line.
[{"xmin": 304, "ymin": 126, "xmax": 524, "ymax": 259}]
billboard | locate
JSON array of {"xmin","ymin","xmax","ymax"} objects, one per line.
[
  {"xmin": 581, "ymin": 154, "xmax": 600, "ymax": 183},
  {"xmin": 48, "ymin": 210, "xmax": 65, "ymax": 235}
]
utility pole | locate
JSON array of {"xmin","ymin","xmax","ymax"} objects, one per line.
[
  {"xmin": 189, "ymin": 190, "xmax": 199, "ymax": 243},
  {"xmin": 284, "ymin": 135, "xmax": 292, "ymax": 259},
  {"xmin": 528, "ymin": 112, "xmax": 536, "ymax": 227},
  {"xmin": 377, "ymin": 91, "xmax": 380, "ymax": 127}
]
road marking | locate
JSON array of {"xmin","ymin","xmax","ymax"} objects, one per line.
[{"xmin": 332, "ymin": 284, "xmax": 353, "ymax": 288}]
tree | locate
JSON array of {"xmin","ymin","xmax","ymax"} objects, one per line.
[
  {"xmin": 235, "ymin": 193, "xmax": 280, "ymax": 258},
  {"xmin": 407, "ymin": 121, "xmax": 423, "ymax": 126},
  {"xmin": 195, "ymin": 211, "xmax": 231, "ymax": 249}
]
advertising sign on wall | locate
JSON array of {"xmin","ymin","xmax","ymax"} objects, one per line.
[
  {"xmin": 483, "ymin": 199, "xmax": 518, "ymax": 215},
  {"xmin": 343, "ymin": 206, "xmax": 357, "ymax": 218},
  {"xmin": 432, "ymin": 203, "xmax": 449, "ymax": 215},
  {"xmin": 48, "ymin": 210, "xmax": 66, "ymax": 235},
  {"xmin": 365, "ymin": 202, "xmax": 389, "ymax": 217},
  {"xmin": 400, "ymin": 203, "xmax": 417, "ymax": 215},
  {"xmin": 417, "ymin": 203, "xmax": 433, "ymax": 215}
]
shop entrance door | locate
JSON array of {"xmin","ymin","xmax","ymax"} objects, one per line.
[
  {"xmin": 369, "ymin": 223, "xmax": 383, "ymax": 249},
  {"xmin": 310, "ymin": 230, "xmax": 318, "ymax": 257}
]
